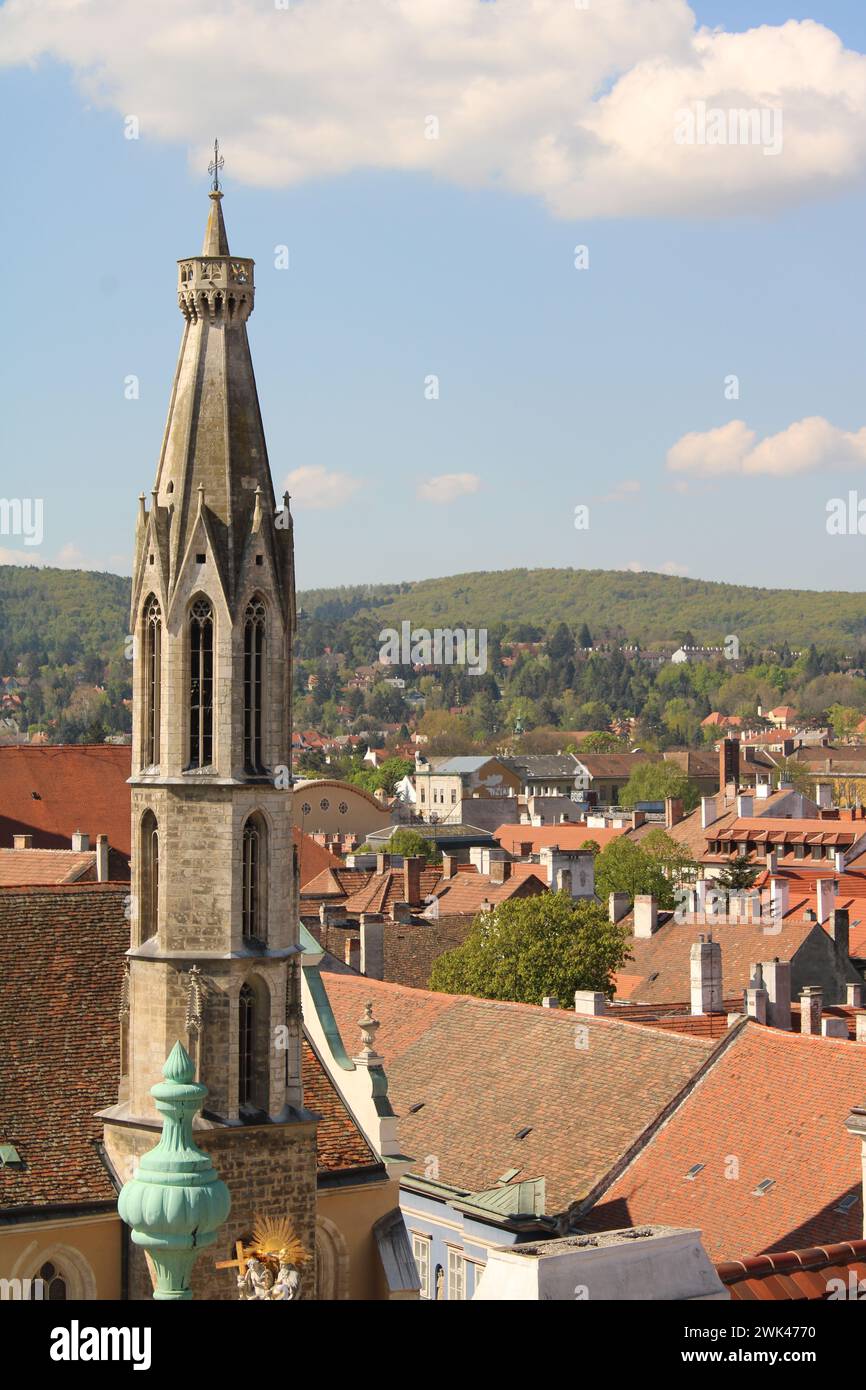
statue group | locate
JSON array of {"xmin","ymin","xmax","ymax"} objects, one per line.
[{"xmin": 238, "ymin": 1252, "xmax": 301, "ymax": 1301}]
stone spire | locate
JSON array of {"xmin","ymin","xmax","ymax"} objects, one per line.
[
  {"xmin": 132, "ymin": 188, "xmax": 289, "ymax": 612},
  {"xmin": 202, "ymin": 189, "xmax": 230, "ymax": 256}
]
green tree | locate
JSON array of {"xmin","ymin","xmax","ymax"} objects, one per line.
[
  {"xmin": 827, "ymin": 703, "xmax": 861, "ymax": 742},
  {"xmin": 618, "ymin": 761, "xmax": 698, "ymax": 812},
  {"xmin": 577, "ymin": 731, "xmax": 622, "ymax": 753},
  {"xmin": 594, "ymin": 837, "xmax": 676, "ymax": 908},
  {"xmin": 715, "ymin": 855, "xmax": 759, "ymax": 891},
  {"xmin": 360, "ymin": 828, "xmax": 441, "ymax": 864},
  {"xmin": 429, "ymin": 893, "xmax": 630, "ymax": 1003}
]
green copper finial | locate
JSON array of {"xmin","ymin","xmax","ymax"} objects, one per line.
[{"xmin": 118, "ymin": 1042, "xmax": 230, "ymax": 1300}]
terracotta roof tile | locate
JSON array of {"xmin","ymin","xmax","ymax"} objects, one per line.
[
  {"xmin": 581, "ymin": 1023, "xmax": 866, "ymax": 1261},
  {"xmin": 0, "ymin": 745, "xmax": 133, "ymax": 857},
  {"xmin": 321, "ymin": 972, "xmax": 715, "ymax": 1212}
]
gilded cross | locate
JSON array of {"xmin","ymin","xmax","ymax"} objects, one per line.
[{"xmin": 208, "ymin": 139, "xmax": 225, "ymax": 193}]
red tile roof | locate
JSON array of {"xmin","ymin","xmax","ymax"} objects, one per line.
[
  {"xmin": 322, "ymin": 972, "xmax": 716, "ymax": 1212},
  {"xmin": 0, "ymin": 848, "xmax": 98, "ymax": 885},
  {"xmin": 580, "ymin": 1023, "xmax": 866, "ymax": 1261},
  {"xmin": 0, "ymin": 883, "xmax": 382, "ymax": 1213},
  {"xmin": 494, "ymin": 824, "xmax": 627, "ymax": 856},
  {"xmin": 718, "ymin": 1241, "xmax": 866, "ymax": 1300},
  {"xmin": 301, "ymin": 1040, "xmax": 379, "ymax": 1175},
  {"xmin": 292, "ymin": 828, "xmax": 341, "ymax": 888},
  {"xmin": 614, "ymin": 916, "xmax": 823, "ymax": 1004},
  {"xmin": 0, "ymin": 745, "xmax": 133, "ymax": 857},
  {"xmin": 0, "ymin": 884, "xmax": 130, "ymax": 1209}
]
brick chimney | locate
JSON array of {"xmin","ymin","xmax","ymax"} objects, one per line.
[
  {"xmin": 71, "ymin": 830, "xmax": 90, "ymax": 853},
  {"xmin": 664, "ymin": 797, "xmax": 684, "ymax": 829},
  {"xmin": 690, "ymin": 934, "xmax": 722, "ymax": 1015},
  {"xmin": 441, "ymin": 852, "xmax": 458, "ymax": 880},
  {"xmin": 489, "ymin": 858, "xmax": 512, "ymax": 885},
  {"xmin": 96, "ymin": 834, "xmax": 109, "ymax": 883},
  {"xmin": 12, "ymin": 834, "xmax": 33, "ymax": 850},
  {"xmin": 633, "ymin": 895, "xmax": 659, "ymax": 938},
  {"xmin": 403, "ymin": 855, "xmax": 423, "ymax": 906},
  {"xmin": 799, "ymin": 986, "xmax": 823, "ymax": 1035}
]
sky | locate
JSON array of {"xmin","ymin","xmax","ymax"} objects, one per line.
[{"xmin": 3, "ymin": 0, "xmax": 866, "ymax": 594}]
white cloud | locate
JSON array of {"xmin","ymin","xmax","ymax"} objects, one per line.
[
  {"xmin": 417, "ymin": 472, "xmax": 480, "ymax": 504},
  {"xmin": 283, "ymin": 465, "xmax": 362, "ymax": 509},
  {"xmin": 0, "ymin": 547, "xmax": 41, "ymax": 567},
  {"xmin": 667, "ymin": 416, "xmax": 866, "ymax": 478},
  {"xmin": 600, "ymin": 479, "xmax": 641, "ymax": 503},
  {"xmin": 626, "ymin": 559, "xmax": 688, "ymax": 576},
  {"xmin": 3, "ymin": 3, "xmax": 866, "ymax": 218}
]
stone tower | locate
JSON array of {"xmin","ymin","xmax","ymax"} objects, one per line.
[{"xmin": 102, "ymin": 183, "xmax": 318, "ymax": 1300}]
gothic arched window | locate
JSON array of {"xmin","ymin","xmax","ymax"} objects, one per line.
[
  {"xmin": 242, "ymin": 814, "xmax": 267, "ymax": 942},
  {"xmin": 143, "ymin": 595, "xmax": 162, "ymax": 767},
  {"xmin": 189, "ymin": 597, "xmax": 214, "ymax": 768},
  {"xmin": 30, "ymin": 1262, "xmax": 67, "ymax": 1301},
  {"xmin": 141, "ymin": 810, "xmax": 159, "ymax": 941},
  {"xmin": 243, "ymin": 597, "xmax": 266, "ymax": 772},
  {"xmin": 238, "ymin": 983, "xmax": 255, "ymax": 1108}
]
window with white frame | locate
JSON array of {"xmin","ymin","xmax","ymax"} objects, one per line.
[
  {"xmin": 447, "ymin": 1247, "xmax": 465, "ymax": 1301},
  {"xmin": 412, "ymin": 1233, "xmax": 431, "ymax": 1298}
]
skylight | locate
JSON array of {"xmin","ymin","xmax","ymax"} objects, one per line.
[
  {"xmin": 684, "ymin": 1163, "xmax": 705, "ymax": 1181},
  {"xmin": 514, "ymin": 1127, "xmax": 533, "ymax": 1140},
  {"xmin": 752, "ymin": 1178, "xmax": 776, "ymax": 1197}
]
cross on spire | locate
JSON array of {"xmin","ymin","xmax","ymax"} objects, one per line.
[{"xmin": 208, "ymin": 139, "xmax": 224, "ymax": 193}]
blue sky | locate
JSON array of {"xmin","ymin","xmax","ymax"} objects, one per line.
[{"xmin": 3, "ymin": 0, "xmax": 866, "ymax": 593}]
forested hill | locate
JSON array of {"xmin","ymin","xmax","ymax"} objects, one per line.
[
  {"xmin": 2, "ymin": 564, "xmax": 866, "ymax": 669},
  {"xmin": 297, "ymin": 569, "xmax": 866, "ymax": 650}
]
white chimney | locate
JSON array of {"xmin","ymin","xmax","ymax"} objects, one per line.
[
  {"xmin": 816, "ymin": 783, "xmax": 832, "ymax": 810},
  {"xmin": 744, "ymin": 965, "xmax": 768, "ymax": 1025},
  {"xmin": 96, "ymin": 834, "xmax": 109, "ymax": 883},
  {"xmin": 690, "ymin": 934, "xmax": 722, "ymax": 1015},
  {"xmin": 633, "ymin": 895, "xmax": 659, "ymax": 939},
  {"xmin": 755, "ymin": 782, "xmax": 771, "ymax": 801},
  {"xmin": 574, "ymin": 990, "xmax": 607, "ymax": 1016},
  {"xmin": 822, "ymin": 1017, "xmax": 848, "ymax": 1039},
  {"xmin": 765, "ymin": 849, "xmax": 777, "ymax": 873},
  {"xmin": 360, "ymin": 914, "xmax": 384, "ymax": 980},
  {"xmin": 846, "ymin": 983, "xmax": 866, "ymax": 1008},
  {"xmin": 769, "ymin": 877, "xmax": 789, "ymax": 924},
  {"xmin": 71, "ymin": 830, "xmax": 90, "ymax": 853},
  {"xmin": 855, "ymin": 1013, "xmax": 866, "ymax": 1044},
  {"xmin": 700, "ymin": 796, "xmax": 718, "ymax": 830},
  {"xmin": 12, "ymin": 834, "xmax": 33, "ymax": 850},
  {"xmin": 835, "ymin": 851, "xmax": 846, "ymax": 874},
  {"xmin": 737, "ymin": 794, "xmax": 753, "ymax": 818},
  {"xmin": 762, "ymin": 958, "xmax": 792, "ymax": 1031},
  {"xmin": 542, "ymin": 996, "xmax": 559, "ymax": 1009},
  {"xmin": 608, "ymin": 892, "xmax": 630, "ymax": 924},
  {"xmin": 816, "ymin": 878, "xmax": 838, "ymax": 924}
]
